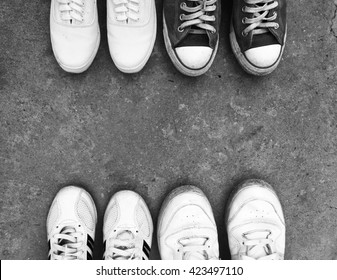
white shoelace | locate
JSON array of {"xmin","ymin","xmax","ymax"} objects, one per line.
[
  {"xmin": 113, "ymin": 0, "xmax": 140, "ymax": 22},
  {"xmin": 178, "ymin": 237, "xmax": 216, "ymax": 260},
  {"xmin": 57, "ymin": 0, "xmax": 85, "ymax": 24},
  {"xmin": 178, "ymin": 0, "xmax": 217, "ymax": 33},
  {"xmin": 240, "ymin": 229, "xmax": 281, "ymax": 260},
  {"xmin": 52, "ymin": 226, "xmax": 84, "ymax": 260},
  {"xmin": 242, "ymin": 0, "xmax": 279, "ymax": 36},
  {"xmin": 105, "ymin": 230, "xmax": 146, "ymax": 260}
]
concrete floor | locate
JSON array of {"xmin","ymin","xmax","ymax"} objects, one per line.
[{"xmin": 1, "ymin": 0, "xmax": 337, "ymax": 260}]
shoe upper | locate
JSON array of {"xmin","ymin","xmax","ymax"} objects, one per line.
[
  {"xmin": 50, "ymin": 0, "xmax": 100, "ymax": 71},
  {"xmin": 163, "ymin": 0, "xmax": 220, "ymax": 50},
  {"xmin": 226, "ymin": 180, "xmax": 285, "ymax": 260},
  {"xmin": 232, "ymin": 0, "xmax": 286, "ymax": 52},
  {"xmin": 163, "ymin": 0, "xmax": 220, "ymax": 70},
  {"xmin": 107, "ymin": 0, "xmax": 156, "ymax": 71},
  {"xmin": 103, "ymin": 190, "xmax": 153, "ymax": 260},
  {"xmin": 158, "ymin": 186, "xmax": 219, "ymax": 260},
  {"xmin": 46, "ymin": 186, "xmax": 97, "ymax": 260}
]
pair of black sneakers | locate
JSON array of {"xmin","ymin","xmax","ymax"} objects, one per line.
[{"xmin": 163, "ymin": 0, "xmax": 287, "ymax": 76}]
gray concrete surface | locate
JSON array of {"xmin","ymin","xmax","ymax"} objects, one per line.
[{"xmin": 1, "ymin": 0, "xmax": 337, "ymax": 260}]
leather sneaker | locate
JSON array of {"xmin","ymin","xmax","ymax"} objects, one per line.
[
  {"xmin": 47, "ymin": 186, "xmax": 97, "ymax": 260},
  {"xmin": 107, "ymin": 0, "xmax": 157, "ymax": 73},
  {"xmin": 230, "ymin": 0, "xmax": 287, "ymax": 76},
  {"xmin": 226, "ymin": 179, "xmax": 286, "ymax": 260},
  {"xmin": 103, "ymin": 190, "xmax": 153, "ymax": 260},
  {"xmin": 163, "ymin": 0, "xmax": 221, "ymax": 76},
  {"xmin": 50, "ymin": 0, "xmax": 101, "ymax": 73},
  {"xmin": 157, "ymin": 186, "xmax": 219, "ymax": 260}
]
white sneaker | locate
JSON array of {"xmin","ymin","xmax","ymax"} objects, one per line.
[
  {"xmin": 107, "ymin": 0, "xmax": 157, "ymax": 73},
  {"xmin": 226, "ymin": 179, "xmax": 286, "ymax": 260},
  {"xmin": 157, "ymin": 186, "xmax": 219, "ymax": 260},
  {"xmin": 46, "ymin": 186, "xmax": 97, "ymax": 260},
  {"xmin": 50, "ymin": 0, "xmax": 101, "ymax": 73},
  {"xmin": 103, "ymin": 190, "xmax": 153, "ymax": 260}
]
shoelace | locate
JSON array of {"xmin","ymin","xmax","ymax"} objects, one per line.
[
  {"xmin": 241, "ymin": 0, "xmax": 279, "ymax": 37},
  {"xmin": 52, "ymin": 226, "xmax": 84, "ymax": 260},
  {"xmin": 58, "ymin": 0, "xmax": 84, "ymax": 24},
  {"xmin": 240, "ymin": 229, "xmax": 281, "ymax": 260},
  {"xmin": 113, "ymin": 0, "xmax": 140, "ymax": 22},
  {"xmin": 105, "ymin": 231, "xmax": 146, "ymax": 260},
  {"xmin": 178, "ymin": 0, "xmax": 217, "ymax": 33},
  {"xmin": 178, "ymin": 237, "xmax": 216, "ymax": 260}
]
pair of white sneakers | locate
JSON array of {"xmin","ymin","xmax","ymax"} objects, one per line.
[
  {"xmin": 47, "ymin": 179, "xmax": 285, "ymax": 260},
  {"xmin": 50, "ymin": 0, "xmax": 156, "ymax": 73}
]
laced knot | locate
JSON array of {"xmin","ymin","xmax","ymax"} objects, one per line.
[
  {"xmin": 105, "ymin": 230, "xmax": 146, "ymax": 260},
  {"xmin": 177, "ymin": 237, "xmax": 215, "ymax": 260},
  {"xmin": 178, "ymin": 0, "xmax": 217, "ymax": 33},
  {"xmin": 241, "ymin": 0, "xmax": 279, "ymax": 36},
  {"xmin": 113, "ymin": 0, "xmax": 140, "ymax": 22},
  {"xmin": 58, "ymin": 0, "xmax": 85, "ymax": 24},
  {"xmin": 52, "ymin": 226, "xmax": 84, "ymax": 260},
  {"xmin": 240, "ymin": 229, "xmax": 281, "ymax": 260}
]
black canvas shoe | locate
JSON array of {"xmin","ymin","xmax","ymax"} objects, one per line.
[
  {"xmin": 163, "ymin": 0, "xmax": 221, "ymax": 76},
  {"xmin": 230, "ymin": 0, "xmax": 287, "ymax": 76}
]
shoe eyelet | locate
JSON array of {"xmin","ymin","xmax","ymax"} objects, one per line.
[
  {"xmin": 242, "ymin": 17, "xmax": 247, "ymax": 24},
  {"xmin": 274, "ymin": 23, "xmax": 279, "ymax": 29},
  {"xmin": 180, "ymin": 2, "xmax": 186, "ymax": 9},
  {"xmin": 179, "ymin": 14, "xmax": 185, "ymax": 21},
  {"xmin": 241, "ymin": 6, "xmax": 246, "ymax": 12},
  {"xmin": 177, "ymin": 26, "xmax": 184, "ymax": 32},
  {"xmin": 273, "ymin": 11, "xmax": 277, "ymax": 17},
  {"xmin": 241, "ymin": 31, "xmax": 248, "ymax": 37}
]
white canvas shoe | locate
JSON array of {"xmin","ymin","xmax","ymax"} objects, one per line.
[
  {"xmin": 50, "ymin": 0, "xmax": 101, "ymax": 73},
  {"xmin": 107, "ymin": 0, "xmax": 157, "ymax": 73},
  {"xmin": 103, "ymin": 190, "xmax": 153, "ymax": 260},
  {"xmin": 226, "ymin": 179, "xmax": 286, "ymax": 260},
  {"xmin": 46, "ymin": 186, "xmax": 97, "ymax": 260},
  {"xmin": 157, "ymin": 186, "xmax": 219, "ymax": 260}
]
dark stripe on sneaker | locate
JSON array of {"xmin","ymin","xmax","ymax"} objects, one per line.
[
  {"xmin": 142, "ymin": 240, "xmax": 151, "ymax": 259},
  {"xmin": 103, "ymin": 240, "xmax": 106, "ymax": 260},
  {"xmin": 87, "ymin": 252, "xmax": 93, "ymax": 260},
  {"xmin": 48, "ymin": 239, "xmax": 51, "ymax": 259},
  {"xmin": 87, "ymin": 234, "xmax": 94, "ymax": 252}
]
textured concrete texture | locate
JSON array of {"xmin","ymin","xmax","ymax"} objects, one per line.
[{"xmin": 1, "ymin": 0, "xmax": 337, "ymax": 260}]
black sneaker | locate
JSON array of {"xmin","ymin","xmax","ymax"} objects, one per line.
[
  {"xmin": 230, "ymin": 0, "xmax": 287, "ymax": 76},
  {"xmin": 163, "ymin": 0, "xmax": 221, "ymax": 76}
]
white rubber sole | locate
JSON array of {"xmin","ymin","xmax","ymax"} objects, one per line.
[
  {"xmin": 163, "ymin": 14, "xmax": 218, "ymax": 77},
  {"xmin": 229, "ymin": 22, "xmax": 287, "ymax": 76}
]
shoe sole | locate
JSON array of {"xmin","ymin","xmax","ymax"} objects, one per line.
[
  {"xmin": 51, "ymin": 28, "xmax": 101, "ymax": 74},
  {"xmin": 229, "ymin": 21, "xmax": 287, "ymax": 76},
  {"xmin": 224, "ymin": 179, "xmax": 281, "ymax": 226},
  {"xmin": 163, "ymin": 14, "xmax": 218, "ymax": 77}
]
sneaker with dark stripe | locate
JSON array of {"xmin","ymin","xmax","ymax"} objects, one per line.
[
  {"xmin": 103, "ymin": 190, "xmax": 153, "ymax": 260},
  {"xmin": 46, "ymin": 186, "xmax": 97, "ymax": 260}
]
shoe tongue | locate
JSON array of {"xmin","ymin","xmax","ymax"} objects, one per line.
[
  {"xmin": 245, "ymin": 232, "xmax": 271, "ymax": 259},
  {"xmin": 180, "ymin": 238, "xmax": 208, "ymax": 260},
  {"xmin": 246, "ymin": 3, "xmax": 279, "ymax": 48}
]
